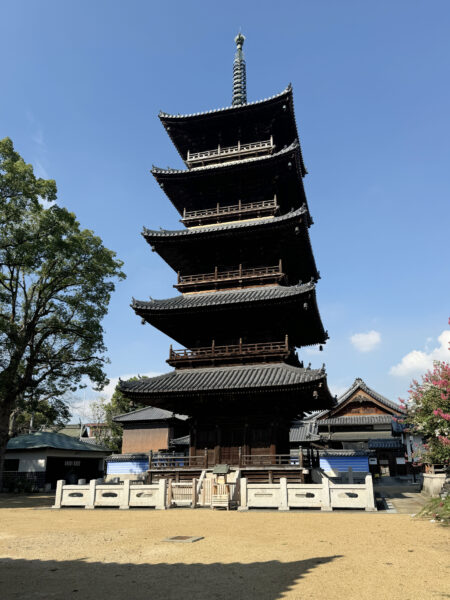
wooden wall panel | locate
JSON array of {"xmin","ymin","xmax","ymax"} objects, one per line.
[{"xmin": 122, "ymin": 426, "xmax": 169, "ymax": 453}]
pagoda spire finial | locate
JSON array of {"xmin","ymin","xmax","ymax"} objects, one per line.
[{"xmin": 232, "ymin": 32, "xmax": 247, "ymax": 106}]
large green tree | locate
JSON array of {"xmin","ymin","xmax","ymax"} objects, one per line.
[{"xmin": 0, "ymin": 138, "xmax": 125, "ymax": 484}]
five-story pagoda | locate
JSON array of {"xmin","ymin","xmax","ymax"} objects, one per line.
[{"xmin": 120, "ymin": 34, "xmax": 334, "ymax": 473}]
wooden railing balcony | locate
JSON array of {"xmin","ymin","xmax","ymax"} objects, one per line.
[
  {"xmin": 149, "ymin": 453, "xmax": 206, "ymax": 469},
  {"xmin": 181, "ymin": 197, "xmax": 278, "ymax": 226},
  {"xmin": 148, "ymin": 448, "xmax": 320, "ymax": 470},
  {"xmin": 167, "ymin": 337, "xmax": 291, "ymax": 368},
  {"xmin": 174, "ymin": 261, "xmax": 284, "ymax": 292},
  {"xmin": 186, "ymin": 137, "xmax": 274, "ymax": 167}
]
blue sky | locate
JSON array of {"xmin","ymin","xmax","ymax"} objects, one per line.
[{"xmin": 2, "ymin": 1, "xmax": 449, "ymax": 416}]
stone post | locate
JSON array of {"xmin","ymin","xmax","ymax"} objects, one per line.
[
  {"xmin": 119, "ymin": 478, "xmax": 130, "ymax": 510},
  {"xmin": 321, "ymin": 475, "xmax": 332, "ymax": 511},
  {"xmin": 191, "ymin": 478, "xmax": 197, "ymax": 508},
  {"xmin": 238, "ymin": 477, "xmax": 248, "ymax": 511},
  {"xmin": 347, "ymin": 467, "xmax": 353, "ymax": 484},
  {"xmin": 52, "ymin": 479, "xmax": 65, "ymax": 509},
  {"xmin": 365, "ymin": 473, "xmax": 377, "ymax": 511},
  {"xmin": 156, "ymin": 478, "xmax": 167, "ymax": 510},
  {"xmin": 85, "ymin": 478, "xmax": 96, "ymax": 509},
  {"xmin": 279, "ymin": 477, "xmax": 289, "ymax": 511},
  {"xmin": 167, "ymin": 478, "xmax": 173, "ymax": 508}
]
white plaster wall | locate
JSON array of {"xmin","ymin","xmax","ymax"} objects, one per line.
[{"xmin": 6, "ymin": 451, "xmax": 47, "ymax": 472}]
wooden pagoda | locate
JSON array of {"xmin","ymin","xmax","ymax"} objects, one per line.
[{"xmin": 120, "ymin": 34, "xmax": 334, "ymax": 476}]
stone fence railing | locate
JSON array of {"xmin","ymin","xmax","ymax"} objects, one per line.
[
  {"xmin": 52, "ymin": 479, "xmax": 167, "ymax": 510},
  {"xmin": 239, "ymin": 475, "xmax": 376, "ymax": 511},
  {"xmin": 52, "ymin": 473, "xmax": 376, "ymax": 511}
]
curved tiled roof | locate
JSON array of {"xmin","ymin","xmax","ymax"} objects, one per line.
[
  {"xmin": 313, "ymin": 378, "xmax": 404, "ymax": 419},
  {"xmin": 338, "ymin": 379, "xmax": 404, "ymax": 413},
  {"xmin": 114, "ymin": 406, "xmax": 188, "ymax": 423},
  {"xmin": 159, "ymin": 85, "xmax": 292, "ymax": 120},
  {"xmin": 132, "ymin": 282, "xmax": 315, "ymax": 313},
  {"xmin": 318, "ymin": 415, "xmax": 394, "ymax": 426},
  {"xmin": 120, "ymin": 362, "xmax": 327, "ymax": 396},
  {"xmin": 6, "ymin": 432, "xmax": 109, "ymax": 452},
  {"xmin": 289, "ymin": 420, "xmax": 320, "ymax": 443},
  {"xmin": 151, "ymin": 141, "xmax": 300, "ymax": 175},
  {"xmin": 143, "ymin": 205, "xmax": 307, "ymax": 240}
]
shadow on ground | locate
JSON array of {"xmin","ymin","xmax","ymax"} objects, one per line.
[
  {"xmin": 0, "ymin": 555, "xmax": 343, "ymax": 600},
  {"xmin": 0, "ymin": 493, "xmax": 54, "ymax": 509}
]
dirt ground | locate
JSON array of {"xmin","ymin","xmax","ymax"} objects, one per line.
[{"xmin": 0, "ymin": 494, "xmax": 449, "ymax": 600}]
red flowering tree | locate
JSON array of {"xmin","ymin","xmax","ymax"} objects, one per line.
[{"xmin": 403, "ymin": 360, "xmax": 450, "ymax": 465}]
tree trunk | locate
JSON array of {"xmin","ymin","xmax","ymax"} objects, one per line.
[{"xmin": 0, "ymin": 397, "xmax": 16, "ymax": 490}]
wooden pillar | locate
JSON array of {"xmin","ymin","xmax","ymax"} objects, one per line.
[
  {"xmin": 269, "ymin": 423, "xmax": 276, "ymax": 464},
  {"xmin": 214, "ymin": 424, "xmax": 220, "ymax": 465},
  {"xmin": 189, "ymin": 424, "xmax": 197, "ymax": 467},
  {"xmin": 243, "ymin": 423, "xmax": 249, "ymax": 462}
]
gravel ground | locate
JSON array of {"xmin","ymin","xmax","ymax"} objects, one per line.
[{"xmin": 0, "ymin": 494, "xmax": 449, "ymax": 600}]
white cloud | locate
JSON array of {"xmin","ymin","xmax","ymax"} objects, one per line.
[
  {"xmin": 350, "ymin": 330, "xmax": 381, "ymax": 353},
  {"xmin": 390, "ymin": 330, "xmax": 450, "ymax": 377}
]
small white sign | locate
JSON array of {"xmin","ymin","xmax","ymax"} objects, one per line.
[
  {"xmin": 396, "ymin": 457, "xmax": 406, "ymax": 465},
  {"xmin": 369, "ymin": 458, "xmax": 378, "ymax": 465}
]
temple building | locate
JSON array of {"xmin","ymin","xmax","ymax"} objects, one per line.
[{"xmin": 120, "ymin": 34, "xmax": 334, "ymax": 481}]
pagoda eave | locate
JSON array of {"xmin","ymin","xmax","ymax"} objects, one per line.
[
  {"xmin": 142, "ymin": 207, "xmax": 318, "ymax": 283},
  {"xmin": 159, "ymin": 85, "xmax": 305, "ymax": 173},
  {"xmin": 151, "ymin": 143, "xmax": 307, "ymax": 216},
  {"xmin": 131, "ymin": 284, "xmax": 327, "ymax": 348},
  {"xmin": 119, "ymin": 362, "xmax": 335, "ymax": 415}
]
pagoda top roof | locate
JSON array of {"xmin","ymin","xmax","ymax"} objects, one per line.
[
  {"xmin": 120, "ymin": 361, "xmax": 328, "ymax": 397},
  {"xmin": 132, "ymin": 282, "xmax": 315, "ymax": 313},
  {"xmin": 159, "ymin": 86, "xmax": 301, "ymax": 162},
  {"xmin": 143, "ymin": 205, "xmax": 308, "ymax": 241},
  {"xmin": 159, "ymin": 85, "xmax": 293, "ymax": 121}
]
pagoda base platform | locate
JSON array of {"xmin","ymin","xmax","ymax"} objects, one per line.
[{"xmin": 147, "ymin": 464, "xmax": 312, "ymax": 485}]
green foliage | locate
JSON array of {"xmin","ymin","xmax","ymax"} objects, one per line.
[
  {"xmin": 417, "ymin": 495, "xmax": 450, "ymax": 526},
  {"xmin": 0, "ymin": 137, "xmax": 125, "ymax": 468},
  {"xmin": 13, "ymin": 396, "xmax": 71, "ymax": 435},
  {"xmin": 403, "ymin": 360, "xmax": 450, "ymax": 465}
]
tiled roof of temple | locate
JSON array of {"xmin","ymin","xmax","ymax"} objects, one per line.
[
  {"xmin": 120, "ymin": 362, "xmax": 328, "ymax": 396},
  {"xmin": 114, "ymin": 406, "xmax": 188, "ymax": 423},
  {"xmin": 143, "ymin": 206, "xmax": 308, "ymax": 239},
  {"xmin": 132, "ymin": 282, "xmax": 315, "ymax": 312}
]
